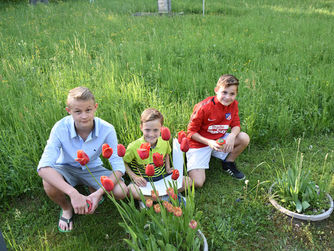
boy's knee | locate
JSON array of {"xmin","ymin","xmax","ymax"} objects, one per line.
[
  {"xmin": 127, "ymin": 185, "xmax": 139, "ymax": 199},
  {"xmin": 188, "ymin": 170, "xmax": 206, "ymax": 188},
  {"xmin": 239, "ymin": 132, "xmax": 250, "ymax": 146},
  {"xmin": 183, "ymin": 176, "xmax": 192, "ymax": 187},
  {"xmin": 114, "ymin": 183, "xmax": 128, "ymax": 200},
  {"xmin": 194, "ymin": 179, "xmax": 205, "ymax": 188}
]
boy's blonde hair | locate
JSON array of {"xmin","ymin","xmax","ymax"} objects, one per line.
[
  {"xmin": 67, "ymin": 86, "xmax": 95, "ymax": 107},
  {"xmin": 216, "ymin": 74, "xmax": 239, "ymax": 90},
  {"xmin": 140, "ymin": 108, "xmax": 164, "ymax": 126}
]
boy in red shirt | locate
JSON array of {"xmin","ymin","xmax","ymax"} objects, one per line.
[{"xmin": 186, "ymin": 74, "xmax": 250, "ymax": 187}]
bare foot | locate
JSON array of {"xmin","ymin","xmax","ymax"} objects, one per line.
[{"xmin": 58, "ymin": 208, "xmax": 73, "ymax": 232}]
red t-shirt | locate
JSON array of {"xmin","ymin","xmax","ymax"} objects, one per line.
[{"xmin": 187, "ymin": 96, "xmax": 241, "ymax": 148}]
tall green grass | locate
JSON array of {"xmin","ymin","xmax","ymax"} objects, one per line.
[{"xmin": 0, "ymin": 0, "xmax": 333, "ymax": 199}]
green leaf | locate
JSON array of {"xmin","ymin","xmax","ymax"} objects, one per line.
[
  {"xmin": 296, "ymin": 200, "xmax": 302, "ymax": 213},
  {"xmin": 302, "ymin": 200, "xmax": 310, "ymax": 210}
]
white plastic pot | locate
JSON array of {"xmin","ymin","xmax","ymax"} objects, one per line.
[{"xmin": 269, "ymin": 182, "xmax": 333, "ymax": 221}]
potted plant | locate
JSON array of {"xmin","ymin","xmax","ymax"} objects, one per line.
[{"xmin": 268, "ymin": 139, "xmax": 333, "ymax": 221}]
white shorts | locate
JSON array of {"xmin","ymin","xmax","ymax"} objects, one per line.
[{"xmin": 186, "ymin": 134, "xmax": 229, "ymax": 172}]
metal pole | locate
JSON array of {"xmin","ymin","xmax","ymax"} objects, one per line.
[{"xmin": 203, "ymin": 0, "xmax": 205, "ymax": 16}]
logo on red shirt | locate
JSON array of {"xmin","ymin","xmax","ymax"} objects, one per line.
[{"xmin": 225, "ymin": 113, "xmax": 231, "ymax": 120}]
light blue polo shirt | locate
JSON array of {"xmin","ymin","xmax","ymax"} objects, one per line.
[{"xmin": 37, "ymin": 115, "xmax": 125, "ymax": 173}]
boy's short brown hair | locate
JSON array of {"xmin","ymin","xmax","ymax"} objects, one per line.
[
  {"xmin": 216, "ymin": 74, "xmax": 239, "ymax": 90},
  {"xmin": 140, "ymin": 108, "xmax": 164, "ymax": 126},
  {"xmin": 67, "ymin": 87, "xmax": 95, "ymax": 107}
]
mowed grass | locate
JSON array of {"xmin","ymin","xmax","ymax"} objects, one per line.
[{"xmin": 0, "ymin": 0, "xmax": 334, "ymax": 250}]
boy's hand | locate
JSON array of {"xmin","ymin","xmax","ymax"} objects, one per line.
[
  {"xmin": 86, "ymin": 192, "xmax": 103, "ymax": 214},
  {"xmin": 208, "ymin": 139, "xmax": 223, "ymax": 151},
  {"xmin": 69, "ymin": 190, "xmax": 90, "ymax": 215},
  {"xmin": 166, "ymin": 168, "xmax": 173, "ymax": 174},
  {"xmin": 221, "ymin": 134, "xmax": 236, "ymax": 153},
  {"xmin": 133, "ymin": 175, "xmax": 147, "ymax": 187}
]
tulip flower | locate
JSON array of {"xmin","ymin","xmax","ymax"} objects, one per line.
[
  {"xmin": 145, "ymin": 199, "xmax": 153, "ymax": 208},
  {"xmin": 166, "ymin": 203, "xmax": 174, "ymax": 213},
  {"xmin": 180, "ymin": 137, "xmax": 190, "ymax": 152},
  {"xmin": 75, "ymin": 150, "xmax": 90, "ymax": 165},
  {"xmin": 102, "ymin": 144, "xmax": 113, "ymax": 159},
  {"xmin": 154, "ymin": 203, "xmax": 161, "ymax": 213},
  {"xmin": 117, "ymin": 144, "xmax": 126, "ymax": 157},
  {"xmin": 167, "ymin": 187, "xmax": 174, "ymax": 197},
  {"xmin": 173, "ymin": 207, "xmax": 182, "ymax": 217},
  {"xmin": 145, "ymin": 164, "xmax": 155, "ymax": 177},
  {"xmin": 137, "ymin": 142, "xmax": 151, "ymax": 160},
  {"xmin": 161, "ymin": 126, "xmax": 171, "ymax": 141},
  {"xmin": 151, "ymin": 190, "xmax": 159, "ymax": 201},
  {"xmin": 100, "ymin": 176, "xmax": 114, "ymax": 192},
  {"xmin": 216, "ymin": 138, "xmax": 226, "ymax": 146},
  {"xmin": 171, "ymin": 169, "xmax": 179, "ymax": 180},
  {"xmin": 171, "ymin": 192, "xmax": 177, "ymax": 200},
  {"xmin": 153, "ymin": 152, "xmax": 164, "ymax": 167},
  {"xmin": 163, "ymin": 201, "xmax": 169, "ymax": 208},
  {"xmin": 189, "ymin": 220, "xmax": 198, "ymax": 229},
  {"xmin": 163, "ymin": 201, "xmax": 174, "ymax": 213},
  {"xmin": 137, "ymin": 149, "xmax": 149, "ymax": 160},
  {"xmin": 177, "ymin": 131, "xmax": 187, "ymax": 144},
  {"xmin": 166, "ymin": 187, "xmax": 178, "ymax": 200},
  {"xmin": 141, "ymin": 142, "xmax": 151, "ymax": 151}
]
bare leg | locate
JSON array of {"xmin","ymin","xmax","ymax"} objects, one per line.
[
  {"xmin": 127, "ymin": 183, "xmax": 142, "ymax": 200},
  {"xmin": 178, "ymin": 176, "xmax": 192, "ymax": 192},
  {"xmin": 108, "ymin": 172, "xmax": 128, "ymax": 200},
  {"xmin": 43, "ymin": 180, "xmax": 73, "ymax": 231},
  {"xmin": 225, "ymin": 132, "xmax": 250, "ymax": 162},
  {"xmin": 188, "ymin": 169, "xmax": 206, "ymax": 188}
]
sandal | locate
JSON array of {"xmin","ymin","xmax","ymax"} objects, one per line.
[{"xmin": 58, "ymin": 209, "xmax": 73, "ymax": 233}]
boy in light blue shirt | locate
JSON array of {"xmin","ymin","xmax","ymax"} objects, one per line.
[{"xmin": 37, "ymin": 86, "xmax": 128, "ymax": 232}]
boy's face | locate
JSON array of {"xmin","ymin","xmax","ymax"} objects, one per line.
[
  {"xmin": 140, "ymin": 119, "xmax": 162, "ymax": 147},
  {"xmin": 66, "ymin": 99, "xmax": 97, "ymax": 132},
  {"xmin": 215, "ymin": 85, "xmax": 238, "ymax": 106}
]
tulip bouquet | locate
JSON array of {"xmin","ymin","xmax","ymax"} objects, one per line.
[{"xmin": 75, "ymin": 127, "xmax": 203, "ymax": 250}]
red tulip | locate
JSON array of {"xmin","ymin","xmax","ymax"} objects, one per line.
[
  {"xmin": 153, "ymin": 152, "xmax": 164, "ymax": 167},
  {"xmin": 100, "ymin": 176, "xmax": 114, "ymax": 192},
  {"xmin": 137, "ymin": 142, "xmax": 151, "ymax": 160},
  {"xmin": 171, "ymin": 192, "xmax": 177, "ymax": 200},
  {"xmin": 102, "ymin": 144, "xmax": 113, "ymax": 159},
  {"xmin": 216, "ymin": 138, "xmax": 226, "ymax": 146},
  {"xmin": 141, "ymin": 142, "xmax": 151, "ymax": 151},
  {"xmin": 161, "ymin": 126, "xmax": 171, "ymax": 141},
  {"xmin": 164, "ymin": 201, "xmax": 174, "ymax": 213},
  {"xmin": 173, "ymin": 207, "xmax": 182, "ymax": 217},
  {"xmin": 167, "ymin": 187, "xmax": 177, "ymax": 200},
  {"xmin": 145, "ymin": 164, "xmax": 155, "ymax": 177},
  {"xmin": 180, "ymin": 137, "xmax": 190, "ymax": 152},
  {"xmin": 145, "ymin": 199, "xmax": 153, "ymax": 208},
  {"xmin": 189, "ymin": 220, "xmax": 198, "ymax": 229},
  {"xmin": 151, "ymin": 190, "xmax": 159, "ymax": 201},
  {"xmin": 171, "ymin": 169, "xmax": 179, "ymax": 180},
  {"xmin": 163, "ymin": 201, "xmax": 169, "ymax": 208},
  {"xmin": 154, "ymin": 203, "xmax": 161, "ymax": 213},
  {"xmin": 178, "ymin": 131, "xmax": 187, "ymax": 144},
  {"xmin": 137, "ymin": 149, "xmax": 149, "ymax": 160},
  {"xmin": 75, "ymin": 150, "xmax": 89, "ymax": 165},
  {"xmin": 117, "ymin": 144, "xmax": 126, "ymax": 157}
]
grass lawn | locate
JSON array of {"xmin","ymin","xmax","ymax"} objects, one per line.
[
  {"xmin": 1, "ymin": 135, "xmax": 333, "ymax": 250},
  {"xmin": 0, "ymin": 0, "xmax": 333, "ymax": 250}
]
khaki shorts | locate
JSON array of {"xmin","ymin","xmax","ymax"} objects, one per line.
[
  {"xmin": 53, "ymin": 165, "xmax": 113, "ymax": 190},
  {"xmin": 186, "ymin": 134, "xmax": 229, "ymax": 172}
]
